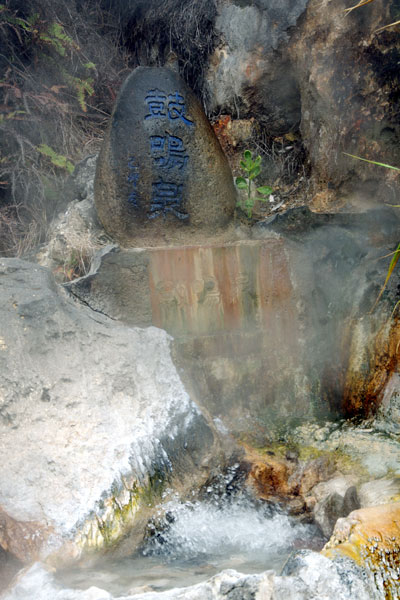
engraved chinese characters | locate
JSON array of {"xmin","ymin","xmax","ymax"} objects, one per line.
[
  {"xmin": 94, "ymin": 67, "xmax": 235, "ymax": 246},
  {"xmin": 145, "ymin": 90, "xmax": 192, "ymax": 221}
]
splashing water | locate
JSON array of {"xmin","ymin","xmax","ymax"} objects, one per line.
[
  {"xmin": 144, "ymin": 498, "xmax": 312, "ymax": 563},
  {"xmin": 57, "ymin": 489, "xmax": 322, "ymax": 596}
]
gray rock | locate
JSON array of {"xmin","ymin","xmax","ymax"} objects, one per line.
[
  {"xmin": 277, "ymin": 550, "xmax": 381, "ymax": 599},
  {"xmin": 313, "ymin": 485, "xmax": 360, "ymax": 538},
  {"xmin": 65, "ymin": 155, "xmax": 98, "ymax": 204},
  {"xmin": 94, "ymin": 66, "xmax": 235, "ymax": 247},
  {"xmin": 292, "ymin": 421, "xmax": 400, "ymax": 483},
  {"xmin": 36, "ymin": 197, "xmax": 108, "ymax": 281},
  {"xmin": 206, "ymin": 1, "xmax": 308, "ymax": 131},
  {"xmin": 0, "ymin": 258, "xmax": 219, "ymax": 562}
]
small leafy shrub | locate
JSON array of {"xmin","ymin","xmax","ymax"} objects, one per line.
[{"xmin": 235, "ymin": 150, "xmax": 272, "ymax": 218}]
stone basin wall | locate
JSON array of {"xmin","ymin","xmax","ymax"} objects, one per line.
[{"xmin": 68, "ymin": 205, "xmax": 400, "ymax": 434}]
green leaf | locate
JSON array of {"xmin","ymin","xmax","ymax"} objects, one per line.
[
  {"xmin": 257, "ymin": 186, "xmax": 273, "ymax": 195},
  {"xmin": 343, "ymin": 152, "xmax": 400, "ymax": 172},
  {"xmin": 244, "ymin": 150, "xmax": 252, "ymax": 161},
  {"xmin": 254, "ymin": 156, "xmax": 261, "ymax": 166},
  {"xmin": 249, "ymin": 165, "xmax": 261, "ymax": 179},
  {"xmin": 235, "ymin": 176, "xmax": 248, "ymax": 189},
  {"xmin": 37, "ymin": 144, "xmax": 74, "ymax": 173},
  {"xmin": 371, "ymin": 242, "xmax": 400, "ymax": 312}
]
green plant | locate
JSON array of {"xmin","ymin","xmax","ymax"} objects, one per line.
[
  {"xmin": 345, "ymin": 152, "xmax": 400, "ymax": 311},
  {"xmin": 37, "ymin": 144, "xmax": 75, "ymax": 174},
  {"xmin": 235, "ymin": 150, "xmax": 272, "ymax": 218}
]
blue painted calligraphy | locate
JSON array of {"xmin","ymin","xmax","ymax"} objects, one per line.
[
  {"xmin": 127, "ymin": 156, "xmax": 139, "ymax": 207},
  {"xmin": 144, "ymin": 89, "xmax": 167, "ymax": 120},
  {"xmin": 167, "ymin": 92, "xmax": 193, "ymax": 126},
  {"xmin": 143, "ymin": 87, "xmax": 193, "ymax": 220},
  {"xmin": 150, "ymin": 134, "xmax": 188, "ymax": 170},
  {"xmin": 149, "ymin": 180, "xmax": 188, "ymax": 220},
  {"xmin": 145, "ymin": 89, "xmax": 194, "ymax": 127}
]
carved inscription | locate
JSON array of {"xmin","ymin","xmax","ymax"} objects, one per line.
[
  {"xmin": 144, "ymin": 88, "xmax": 194, "ymax": 220},
  {"xmin": 149, "ymin": 135, "xmax": 189, "ymax": 170},
  {"xmin": 149, "ymin": 181, "xmax": 186, "ymax": 220},
  {"xmin": 145, "ymin": 90, "xmax": 194, "ymax": 126}
]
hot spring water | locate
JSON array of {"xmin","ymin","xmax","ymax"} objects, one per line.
[{"xmin": 56, "ymin": 469, "xmax": 323, "ymax": 596}]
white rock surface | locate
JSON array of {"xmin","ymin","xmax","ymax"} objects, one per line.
[{"xmin": 0, "ymin": 259, "xmax": 216, "ymax": 561}]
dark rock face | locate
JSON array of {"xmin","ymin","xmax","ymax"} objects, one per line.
[
  {"xmin": 94, "ymin": 66, "xmax": 236, "ymax": 246},
  {"xmin": 204, "ymin": 0, "xmax": 400, "ymax": 207},
  {"xmin": 288, "ymin": 0, "xmax": 400, "ymax": 203}
]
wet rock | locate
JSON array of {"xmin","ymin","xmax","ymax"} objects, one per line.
[
  {"xmin": 373, "ymin": 372, "xmax": 400, "ymax": 435},
  {"xmin": 313, "ymin": 484, "xmax": 360, "ymax": 538},
  {"xmin": 0, "ymin": 509, "xmax": 53, "ymax": 564},
  {"xmin": 0, "ymin": 258, "xmax": 219, "ymax": 564},
  {"xmin": 324, "ymin": 503, "xmax": 400, "ymax": 599},
  {"xmin": 0, "ymin": 547, "xmax": 22, "ymax": 593},
  {"xmin": 289, "ymin": 455, "xmax": 335, "ymax": 497},
  {"xmin": 291, "ymin": 422, "xmax": 400, "ymax": 480},
  {"xmin": 278, "ymin": 550, "xmax": 380, "ymax": 600},
  {"xmin": 243, "ymin": 446, "xmax": 335, "ymax": 510},
  {"xmin": 94, "ymin": 66, "xmax": 235, "ymax": 247}
]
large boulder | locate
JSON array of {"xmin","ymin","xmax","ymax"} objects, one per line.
[
  {"xmin": 94, "ymin": 66, "xmax": 236, "ymax": 247},
  {"xmin": 0, "ymin": 258, "xmax": 220, "ymax": 565}
]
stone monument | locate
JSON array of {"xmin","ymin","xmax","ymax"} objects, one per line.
[{"xmin": 94, "ymin": 67, "xmax": 236, "ymax": 246}]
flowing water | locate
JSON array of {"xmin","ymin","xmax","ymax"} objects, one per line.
[{"xmin": 56, "ymin": 481, "xmax": 324, "ymax": 596}]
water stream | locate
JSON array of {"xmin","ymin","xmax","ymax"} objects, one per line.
[{"xmin": 56, "ymin": 485, "xmax": 324, "ymax": 596}]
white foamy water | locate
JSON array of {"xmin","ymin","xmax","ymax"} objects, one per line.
[
  {"xmin": 56, "ymin": 495, "xmax": 322, "ymax": 596},
  {"xmin": 143, "ymin": 498, "xmax": 310, "ymax": 561}
]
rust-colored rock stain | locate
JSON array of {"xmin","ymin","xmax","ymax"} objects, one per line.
[
  {"xmin": 343, "ymin": 316, "xmax": 400, "ymax": 417},
  {"xmin": 148, "ymin": 240, "xmax": 299, "ymax": 347}
]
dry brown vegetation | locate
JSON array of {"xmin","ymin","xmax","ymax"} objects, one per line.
[{"xmin": 0, "ymin": 0, "xmax": 131, "ymax": 256}]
